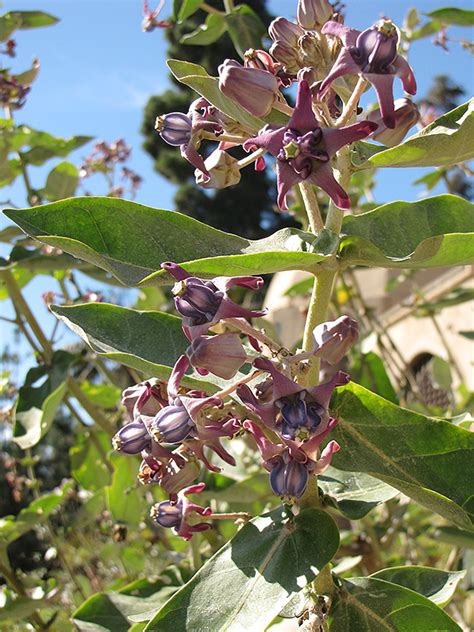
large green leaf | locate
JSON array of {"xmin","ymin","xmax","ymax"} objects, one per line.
[
  {"xmin": 70, "ymin": 429, "xmax": 112, "ymax": 491},
  {"xmin": 107, "ymin": 454, "xmax": 146, "ymax": 527},
  {"xmin": 319, "ymin": 467, "xmax": 399, "ymax": 520},
  {"xmin": 180, "ymin": 13, "xmax": 227, "ymax": 46},
  {"xmin": 367, "ymin": 99, "xmax": 474, "ymax": 168},
  {"xmin": 330, "ymin": 382, "xmax": 474, "ymax": 528},
  {"xmin": 340, "ymin": 195, "xmax": 474, "ymax": 269},
  {"xmin": 426, "ymin": 8, "xmax": 474, "ymax": 26},
  {"xmin": 146, "ymin": 507, "xmax": 339, "ymax": 631},
  {"xmin": 177, "ymin": 0, "xmax": 202, "ymax": 22},
  {"xmin": 73, "ymin": 574, "xmax": 186, "ymax": 632},
  {"xmin": 13, "ymin": 350, "xmax": 76, "ymax": 449},
  {"xmin": 225, "ymin": 4, "xmax": 266, "ymax": 58},
  {"xmin": 3, "ymin": 198, "xmax": 329, "ymax": 286},
  {"xmin": 330, "ymin": 577, "xmax": 460, "ymax": 631},
  {"xmin": 371, "ymin": 567, "xmax": 466, "ymax": 606}
]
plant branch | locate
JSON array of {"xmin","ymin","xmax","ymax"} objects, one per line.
[{"xmin": 299, "ymin": 182, "xmax": 324, "ymax": 233}]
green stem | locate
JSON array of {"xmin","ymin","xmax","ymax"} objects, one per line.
[
  {"xmin": 336, "ymin": 76, "xmax": 367, "ymax": 127},
  {"xmin": 430, "ymin": 313, "xmax": 466, "ymax": 384},
  {"xmin": 201, "ymin": 2, "xmax": 224, "ymax": 15},
  {"xmin": 1, "ymin": 269, "xmax": 53, "ymax": 360},
  {"xmin": 190, "ymin": 535, "xmax": 202, "ymax": 571},
  {"xmin": 67, "ymin": 378, "xmax": 116, "ymax": 436},
  {"xmin": 299, "ymin": 182, "xmax": 324, "ymax": 233}
]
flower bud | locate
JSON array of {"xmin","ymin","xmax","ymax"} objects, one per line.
[
  {"xmin": 297, "ymin": 0, "xmax": 333, "ymax": 29},
  {"xmin": 269, "ymin": 18, "xmax": 305, "ymax": 46},
  {"xmin": 151, "ymin": 403, "xmax": 195, "ymax": 444},
  {"xmin": 368, "ymin": 98, "xmax": 420, "ymax": 147},
  {"xmin": 121, "ymin": 380, "xmax": 163, "ymax": 420},
  {"xmin": 195, "ymin": 149, "xmax": 241, "ymax": 190},
  {"xmin": 312, "ymin": 315, "xmax": 359, "ymax": 365},
  {"xmin": 172, "ymin": 277, "xmax": 224, "ymax": 326},
  {"xmin": 269, "ymin": 451, "xmax": 309, "ymax": 499},
  {"xmin": 218, "ymin": 59, "xmax": 279, "ymax": 117},
  {"xmin": 187, "ymin": 333, "xmax": 247, "ymax": 379},
  {"xmin": 112, "ymin": 421, "xmax": 151, "ymax": 454},
  {"xmin": 155, "ymin": 112, "xmax": 192, "ymax": 146},
  {"xmin": 151, "ymin": 500, "xmax": 183, "ymax": 529},
  {"xmin": 244, "ymin": 48, "xmax": 276, "ymax": 73},
  {"xmin": 160, "ymin": 456, "xmax": 201, "ymax": 495},
  {"xmin": 269, "ymin": 41, "xmax": 301, "ymax": 74},
  {"xmin": 352, "ymin": 20, "xmax": 399, "ymax": 74}
]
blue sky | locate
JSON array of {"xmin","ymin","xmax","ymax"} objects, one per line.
[{"xmin": 1, "ymin": 0, "xmax": 473, "ymax": 383}]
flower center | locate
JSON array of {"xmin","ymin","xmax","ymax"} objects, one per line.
[{"xmin": 278, "ymin": 128, "xmax": 329, "ymax": 179}]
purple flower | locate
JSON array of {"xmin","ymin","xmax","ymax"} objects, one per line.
[
  {"xmin": 187, "ymin": 333, "xmax": 248, "ymax": 379},
  {"xmin": 121, "ymin": 379, "xmax": 165, "ymax": 421},
  {"xmin": 269, "ymin": 450, "xmax": 310, "ymax": 498},
  {"xmin": 151, "ymin": 402, "xmax": 196, "ymax": 444},
  {"xmin": 311, "ymin": 315, "xmax": 359, "ymax": 365},
  {"xmin": 195, "ymin": 149, "xmax": 241, "ymax": 190},
  {"xmin": 243, "ymin": 81, "xmax": 377, "ymax": 210},
  {"xmin": 150, "ymin": 482, "xmax": 213, "ymax": 540},
  {"xmin": 238, "ymin": 356, "xmax": 349, "ymax": 446},
  {"xmin": 162, "ymin": 262, "xmax": 266, "ymax": 340},
  {"xmin": 218, "ymin": 59, "xmax": 279, "ymax": 117},
  {"xmin": 297, "ymin": 0, "xmax": 333, "ymax": 29},
  {"xmin": 112, "ymin": 420, "xmax": 152, "ymax": 454},
  {"xmin": 156, "ymin": 98, "xmax": 224, "ymax": 180},
  {"xmin": 243, "ymin": 420, "xmax": 341, "ymax": 499},
  {"xmin": 320, "ymin": 19, "xmax": 417, "ymax": 128}
]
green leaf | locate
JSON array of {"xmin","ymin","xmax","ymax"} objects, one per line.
[
  {"xmin": 371, "ymin": 567, "xmax": 466, "ymax": 606},
  {"xmin": 0, "ymin": 595, "xmax": 50, "ymax": 623},
  {"xmin": 167, "ymin": 59, "xmax": 263, "ymax": 133},
  {"xmin": 181, "ymin": 13, "xmax": 227, "ymax": 45},
  {"xmin": 351, "ymin": 351, "xmax": 398, "ymax": 404},
  {"xmin": 0, "ymin": 480, "xmax": 73, "ymax": 547},
  {"xmin": 70, "ymin": 429, "xmax": 112, "ymax": 491},
  {"xmin": 0, "ymin": 158, "xmax": 21, "ymax": 187},
  {"xmin": 22, "ymin": 134, "xmax": 92, "ymax": 166},
  {"xmin": 0, "ymin": 267, "xmax": 34, "ymax": 301},
  {"xmin": 50, "ymin": 303, "xmax": 197, "ymax": 384},
  {"xmin": 340, "ymin": 195, "xmax": 474, "ymax": 269},
  {"xmin": 435, "ymin": 525, "xmax": 474, "ymax": 549},
  {"xmin": 73, "ymin": 574, "xmax": 186, "ymax": 631},
  {"xmin": 225, "ymin": 4, "xmax": 266, "ymax": 58},
  {"xmin": 414, "ymin": 287, "xmax": 474, "ymax": 316},
  {"xmin": 368, "ymin": 99, "xmax": 474, "ymax": 168},
  {"xmin": 0, "ymin": 10, "xmax": 58, "ymax": 41},
  {"xmin": 80, "ymin": 382, "xmax": 121, "ymax": 409},
  {"xmin": 107, "ymin": 454, "xmax": 145, "ymax": 527},
  {"xmin": 146, "ymin": 507, "xmax": 339, "ymax": 631},
  {"xmin": 13, "ymin": 350, "xmax": 76, "ymax": 449},
  {"xmin": 319, "ymin": 467, "xmax": 399, "ymax": 520},
  {"xmin": 3, "ymin": 197, "xmax": 330, "ymax": 287},
  {"xmin": 459, "ymin": 330, "xmax": 474, "ymax": 341},
  {"xmin": 331, "ymin": 382, "xmax": 474, "ymax": 527},
  {"xmin": 330, "ymin": 577, "xmax": 461, "ymax": 631},
  {"xmin": 42, "ymin": 161, "xmax": 79, "ymax": 201},
  {"xmin": 177, "ymin": 0, "xmax": 202, "ymax": 22},
  {"xmin": 13, "ymin": 58, "xmax": 40, "ymax": 87},
  {"xmin": 426, "ymin": 8, "xmax": 474, "ymax": 26},
  {"xmin": 409, "ymin": 20, "xmax": 443, "ymax": 41}
]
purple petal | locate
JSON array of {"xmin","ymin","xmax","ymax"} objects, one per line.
[
  {"xmin": 322, "ymin": 21, "xmax": 359, "ymax": 47},
  {"xmin": 161, "ymin": 262, "xmax": 191, "ymax": 281},
  {"xmin": 216, "ymin": 298, "xmax": 267, "ymax": 321},
  {"xmin": 276, "ymin": 161, "xmax": 302, "ymax": 211},
  {"xmin": 288, "ymin": 81, "xmax": 319, "ymax": 134},
  {"xmin": 309, "ymin": 163, "xmax": 350, "ymax": 210},
  {"xmin": 254, "ymin": 357, "xmax": 302, "ymax": 400},
  {"xmin": 214, "ymin": 275, "xmax": 264, "ymax": 292},
  {"xmin": 319, "ymin": 48, "xmax": 361, "ymax": 96},
  {"xmin": 322, "ymin": 121, "xmax": 378, "ymax": 156},
  {"xmin": 238, "ymin": 385, "xmax": 276, "ymax": 429},
  {"xmin": 168, "ymin": 354, "xmax": 189, "ymax": 401},
  {"xmin": 243, "ymin": 126, "xmax": 286, "ymax": 158},
  {"xmin": 367, "ymin": 73, "xmax": 396, "ymax": 128},
  {"xmin": 307, "ymin": 370, "xmax": 350, "ymax": 409},
  {"xmin": 394, "ymin": 55, "xmax": 417, "ymax": 95},
  {"xmin": 181, "ymin": 144, "xmax": 210, "ymax": 180}
]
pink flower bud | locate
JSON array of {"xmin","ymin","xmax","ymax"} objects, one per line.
[
  {"xmin": 313, "ymin": 315, "xmax": 359, "ymax": 365},
  {"xmin": 368, "ymin": 98, "xmax": 420, "ymax": 147},
  {"xmin": 187, "ymin": 333, "xmax": 247, "ymax": 379},
  {"xmin": 195, "ymin": 149, "xmax": 241, "ymax": 190},
  {"xmin": 269, "ymin": 18, "xmax": 305, "ymax": 46},
  {"xmin": 269, "ymin": 41, "xmax": 301, "ymax": 74},
  {"xmin": 218, "ymin": 59, "xmax": 279, "ymax": 117},
  {"xmin": 297, "ymin": 0, "xmax": 333, "ymax": 29}
]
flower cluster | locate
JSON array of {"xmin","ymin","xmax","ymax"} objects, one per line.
[
  {"xmin": 113, "ymin": 266, "xmax": 359, "ymax": 538},
  {"xmin": 154, "ymin": 4, "xmax": 417, "ymax": 212}
]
